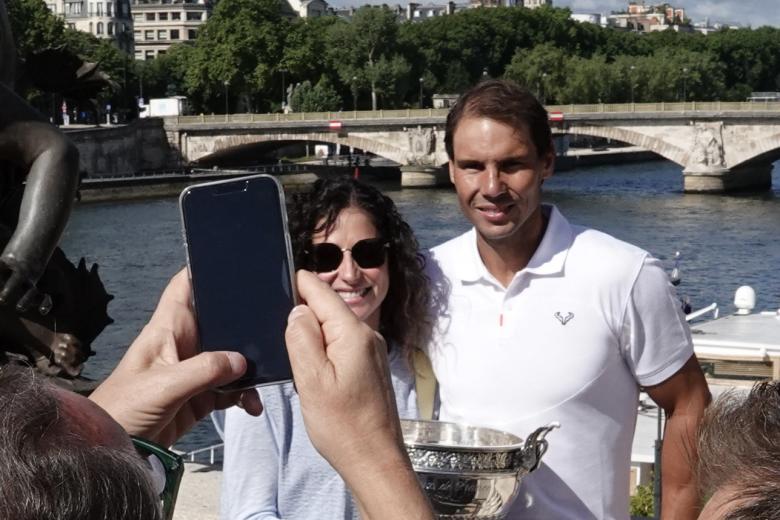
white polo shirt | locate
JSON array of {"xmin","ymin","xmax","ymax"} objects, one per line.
[{"xmin": 425, "ymin": 205, "xmax": 693, "ymax": 520}]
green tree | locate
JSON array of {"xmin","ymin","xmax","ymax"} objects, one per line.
[
  {"xmin": 629, "ymin": 483, "xmax": 654, "ymax": 517},
  {"xmin": 557, "ymin": 54, "xmax": 614, "ymax": 104},
  {"xmin": 504, "ymin": 43, "xmax": 569, "ymax": 104},
  {"xmin": 289, "ymin": 76, "xmax": 341, "ymax": 112},
  {"xmin": 6, "ymin": 0, "xmax": 65, "ymax": 57},
  {"xmin": 326, "ymin": 6, "xmax": 403, "ymax": 110},
  {"xmin": 137, "ymin": 43, "xmax": 192, "ymax": 100},
  {"xmin": 185, "ymin": 0, "xmax": 286, "ymax": 112}
]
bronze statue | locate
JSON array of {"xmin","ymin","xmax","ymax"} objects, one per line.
[{"xmin": 0, "ymin": 0, "xmax": 113, "ymax": 387}]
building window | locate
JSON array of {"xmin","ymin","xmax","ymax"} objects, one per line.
[
  {"xmin": 186, "ymin": 12, "xmax": 201, "ymax": 21},
  {"xmin": 133, "ymin": 13, "xmax": 142, "ymax": 20},
  {"xmin": 171, "ymin": 11, "xmax": 180, "ymax": 20},
  {"xmin": 146, "ymin": 12, "xmax": 154, "ymax": 20},
  {"xmin": 145, "ymin": 30, "xmax": 153, "ymax": 40},
  {"xmin": 108, "ymin": 22, "xmax": 114, "ymax": 35},
  {"xmin": 145, "ymin": 50, "xmax": 155, "ymax": 60},
  {"xmin": 157, "ymin": 29, "xmax": 167, "ymax": 39},
  {"xmin": 96, "ymin": 22, "xmax": 103, "ymax": 34},
  {"xmin": 187, "ymin": 29, "xmax": 197, "ymax": 39},
  {"xmin": 107, "ymin": 1, "xmax": 113, "ymax": 16},
  {"xmin": 170, "ymin": 29, "xmax": 179, "ymax": 39},
  {"xmin": 96, "ymin": 2, "xmax": 102, "ymax": 15},
  {"xmin": 158, "ymin": 49, "xmax": 166, "ymax": 55},
  {"xmin": 134, "ymin": 30, "xmax": 141, "ymax": 39},
  {"xmin": 159, "ymin": 12, "xmax": 168, "ymax": 20}
]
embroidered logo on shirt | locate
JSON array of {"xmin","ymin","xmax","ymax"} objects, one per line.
[{"xmin": 554, "ymin": 312, "xmax": 574, "ymax": 325}]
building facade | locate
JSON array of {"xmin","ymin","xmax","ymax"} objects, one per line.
[
  {"xmin": 609, "ymin": 1, "xmax": 687, "ymax": 32},
  {"xmin": 130, "ymin": 0, "xmax": 212, "ymax": 61},
  {"xmin": 285, "ymin": 0, "xmax": 329, "ymax": 17},
  {"xmin": 46, "ymin": 0, "xmax": 134, "ymax": 53},
  {"xmin": 523, "ymin": 0, "xmax": 550, "ymax": 8}
]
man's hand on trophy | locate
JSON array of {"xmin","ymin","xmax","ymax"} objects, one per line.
[{"xmin": 0, "ymin": 257, "xmax": 52, "ymax": 315}]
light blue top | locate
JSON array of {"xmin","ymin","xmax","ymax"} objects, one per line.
[{"xmin": 220, "ymin": 345, "xmax": 418, "ymax": 520}]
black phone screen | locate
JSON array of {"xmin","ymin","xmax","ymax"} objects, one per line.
[{"xmin": 181, "ymin": 176, "xmax": 294, "ymax": 389}]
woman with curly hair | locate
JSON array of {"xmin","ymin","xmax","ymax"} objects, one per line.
[{"xmin": 221, "ymin": 177, "xmax": 431, "ymax": 520}]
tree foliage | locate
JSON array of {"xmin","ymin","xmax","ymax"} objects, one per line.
[
  {"xmin": 11, "ymin": 1, "xmax": 780, "ymax": 113},
  {"xmin": 184, "ymin": 0, "xmax": 286, "ymax": 112},
  {"xmin": 6, "ymin": 0, "xmax": 65, "ymax": 57},
  {"xmin": 289, "ymin": 76, "xmax": 341, "ymax": 112}
]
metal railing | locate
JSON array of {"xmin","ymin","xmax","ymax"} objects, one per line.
[
  {"xmin": 169, "ymin": 101, "xmax": 780, "ymax": 125},
  {"xmin": 181, "ymin": 443, "xmax": 224, "ymax": 465}
]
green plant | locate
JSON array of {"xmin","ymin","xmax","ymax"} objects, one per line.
[{"xmin": 630, "ymin": 483, "xmax": 654, "ymax": 517}]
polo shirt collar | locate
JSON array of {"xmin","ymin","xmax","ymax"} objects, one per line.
[{"xmin": 457, "ymin": 204, "xmax": 573, "ymax": 283}]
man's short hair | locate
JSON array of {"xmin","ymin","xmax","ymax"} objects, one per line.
[
  {"xmin": 444, "ymin": 79, "xmax": 553, "ymax": 161},
  {"xmin": 0, "ymin": 365, "xmax": 162, "ymax": 520},
  {"xmin": 697, "ymin": 381, "xmax": 780, "ymax": 519}
]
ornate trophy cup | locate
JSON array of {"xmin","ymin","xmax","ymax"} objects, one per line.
[{"xmin": 401, "ymin": 419, "xmax": 559, "ymax": 519}]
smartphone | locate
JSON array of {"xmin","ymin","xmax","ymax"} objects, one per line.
[{"xmin": 180, "ymin": 174, "xmax": 296, "ymax": 391}]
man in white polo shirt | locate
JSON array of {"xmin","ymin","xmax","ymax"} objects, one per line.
[{"xmin": 425, "ymin": 79, "xmax": 710, "ymax": 519}]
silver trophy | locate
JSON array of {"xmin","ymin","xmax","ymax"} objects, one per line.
[{"xmin": 401, "ymin": 419, "xmax": 559, "ymax": 519}]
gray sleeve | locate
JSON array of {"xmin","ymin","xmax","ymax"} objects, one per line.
[{"xmin": 220, "ymin": 395, "xmax": 284, "ymax": 520}]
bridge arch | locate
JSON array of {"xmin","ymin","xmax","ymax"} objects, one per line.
[
  {"xmin": 190, "ymin": 131, "xmax": 409, "ymax": 165},
  {"xmin": 562, "ymin": 125, "xmax": 687, "ymax": 167}
]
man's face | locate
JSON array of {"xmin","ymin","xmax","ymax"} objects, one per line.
[{"xmin": 448, "ymin": 116, "xmax": 553, "ymax": 246}]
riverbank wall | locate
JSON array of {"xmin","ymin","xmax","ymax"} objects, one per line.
[
  {"xmin": 64, "ymin": 119, "xmax": 176, "ymax": 177},
  {"xmin": 74, "ymin": 140, "xmax": 662, "ymax": 203},
  {"xmin": 556, "ymin": 146, "xmax": 662, "ymax": 171}
]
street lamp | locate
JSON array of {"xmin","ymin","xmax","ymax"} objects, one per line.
[
  {"xmin": 630, "ymin": 65, "xmax": 636, "ymax": 104},
  {"xmin": 281, "ymin": 69, "xmax": 287, "ymax": 111},
  {"xmin": 419, "ymin": 77, "xmax": 424, "ymax": 109},
  {"xmin": 682, "ymin": 67, "xmax": 689, "ymax": 102},
  {"xmin": 224, "ymin": 80, "xmax": 230, "ymax": 116},
  {"xmin": 351, "ymin": 76, "xmax": 358, "ymax": 111}
]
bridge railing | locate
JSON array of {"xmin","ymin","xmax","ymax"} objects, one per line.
[
  {"xmin": 173, "ymin": 108, "xmax": 451, "ymax": 125},
  {"xmin": 546, "ymin": 101, "xmax": 780, "ymax": 113},
  {"xmin": 169, "ymin": 101, "xmax": 780, "ymax": 125}
]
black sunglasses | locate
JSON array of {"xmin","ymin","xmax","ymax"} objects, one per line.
[{"xmin": 305, "ymin": 238, "xmax": 389, "ymax": 272}]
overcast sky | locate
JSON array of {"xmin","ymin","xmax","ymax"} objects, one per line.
[{"xmin": 555, "ymin": 0, "xmax": 776, "ymax": 27}]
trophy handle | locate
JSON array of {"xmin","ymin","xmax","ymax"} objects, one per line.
[{"xmin": 520, "ymin": 422, "xmax": 560, "ymax": 472}]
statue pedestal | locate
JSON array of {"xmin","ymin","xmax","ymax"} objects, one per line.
[
  {"xmin": 400, "ymin": 165, "xmax": 449, "ymax": 188},
  {"xmin": 683, "ymin": 163, "xmax": 773, "ymax": 193}
]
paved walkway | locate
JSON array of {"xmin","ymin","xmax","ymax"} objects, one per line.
[{"xmin": 173, "ymin": 462, "xmax": 223, "ymax": 520}]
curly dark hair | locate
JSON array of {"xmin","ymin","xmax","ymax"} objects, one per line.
[{"xmin": 287, "ymin": 178, "xmax": 431, "ymax": 363}]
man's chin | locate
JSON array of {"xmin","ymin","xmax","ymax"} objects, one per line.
[{"xmin": 474, "ymin": 223, "xmax": 520, "ymax": 243}]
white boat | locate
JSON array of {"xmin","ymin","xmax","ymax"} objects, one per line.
[
  {"xmin": 630, "ymin": 285, "xmax": 780, "ymax": 507},
  {"xmin": 689, "ymin": 286, "xmax": 780, "ymax": 382}
]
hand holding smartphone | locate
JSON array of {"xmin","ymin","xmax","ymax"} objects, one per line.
[{"xmin": 180, "ymin": 174, "xmax": 296, "ymax": 391}]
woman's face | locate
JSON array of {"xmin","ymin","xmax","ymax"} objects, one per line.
[{"xmin": 312, "ymin": 205, "xmax": 389, "ymax": 330}]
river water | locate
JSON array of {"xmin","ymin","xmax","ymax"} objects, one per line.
[{"xmin": 60, "ymin": 159, "xmax": 780, "ymax": 451}]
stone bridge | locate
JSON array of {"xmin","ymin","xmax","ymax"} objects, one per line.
[{"xmin": 162, "ymin": 102, "xmax": 780, "ymax": 192}]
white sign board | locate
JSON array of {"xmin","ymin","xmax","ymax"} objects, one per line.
[{"xmin": 314, "ymin": 145, "xmax": 329, "ymax": 158}]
